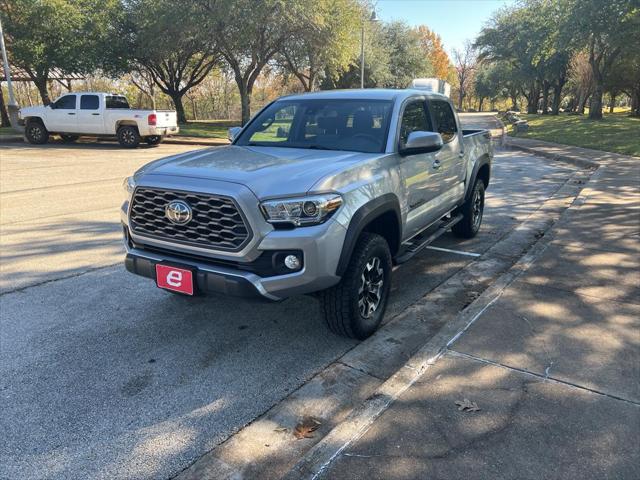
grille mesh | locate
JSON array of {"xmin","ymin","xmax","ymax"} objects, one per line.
[{"xmin": 129, "ymin": 187, "xmax": 250, "ymax": 251}]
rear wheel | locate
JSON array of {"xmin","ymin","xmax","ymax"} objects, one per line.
[
  {"xmin": 452, "ymin": 179, "xmax": 485, "ymax": 238},
  {"xmin": 319, "ymin": 232, "xmax": 392, "ymax": 339},
  {"xmin": 25, "ymin": 120, "xmax": 49, "ymax": 145},
  {"xmin": 117, "ymin": 125, "xmax": 141, "ymax": 148},
  {"xmin": 60, "ymin": 134, "xmax": 79, "ymax": 143},
  {"xmin": 145, "ymin": 135, "xmax": 162, "ymax": 146}
]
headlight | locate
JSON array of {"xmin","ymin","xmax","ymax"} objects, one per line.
[
  {"xmin": 260, "ymin": 194, "xmax": 342, "ymax": 226},
  {"xmin": 122, "ymin": 176, "xmax": 136, "ymax": 200}
]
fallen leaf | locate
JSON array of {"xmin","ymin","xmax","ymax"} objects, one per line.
[
  {"xmin": 455, "ymin": 398, "xmax": 480, "ymax": 412},
  {"xmin": 293, "ymin": 416, "xmax": 321, "ymax": 439}
]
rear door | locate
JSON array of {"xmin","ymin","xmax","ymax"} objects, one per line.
[
  {"xmin": 428, "ymin": 99, "xmax": 465, "ymax": 206},
  {"xmin": 47, "ymin": 94, "xmax": 78, "ymax": 132},
  {"xmin": 398, "ymin": 98, "xmax": 443, "ymax": 237},
  {"xmin": 76, "ymin": 94, "xmax": 105, "ymax": 134}
]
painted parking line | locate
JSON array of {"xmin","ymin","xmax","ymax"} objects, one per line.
[{"xmin": 424, "ymin": 245, "xmax": 481, "ymax": 257}]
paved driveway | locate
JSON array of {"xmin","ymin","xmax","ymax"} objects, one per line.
[{"xmin": 1, "ymin": 138, "xmax": 577, "ymax": 479}]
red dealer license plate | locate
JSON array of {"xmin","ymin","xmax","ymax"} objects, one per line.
[{"xmin": 155, "ymin": 264, "xmax": 195, "ymax": 295}]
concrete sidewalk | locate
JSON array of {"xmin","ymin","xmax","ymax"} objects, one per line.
[{"xmin": 308, "ymin": 140, "xmax": 640, "ymax": 479}]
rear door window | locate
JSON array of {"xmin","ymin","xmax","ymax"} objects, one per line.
[
  {"xmin": 80, "ymin": 95, "xmax": 99, "ymax": 110},
  {"xmin": 430, "ymin": 100, "xmax": 458, "ymax": 143},
  {"xmin": 105, "ymin": 96, "xmax": 130, "ymax": 109},
  {"xmin": 53, "ymin": 95, "xmax": 77, "ymax": 110}
]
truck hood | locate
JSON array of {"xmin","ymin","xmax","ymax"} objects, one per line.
[{"xmin": 138, "ymin": 145, "xmax": 380, "ymax": 198}]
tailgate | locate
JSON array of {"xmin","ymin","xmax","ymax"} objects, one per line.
[{"xmin": 155, "ymin": 110, "xmax": 178, "ymax": 128}]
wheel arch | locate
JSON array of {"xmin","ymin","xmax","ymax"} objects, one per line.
[
  {"xmin": 465, "ymin": 154, "xmax": 491, "ymax": 201},
  {"xmin": 335, "ymin": 193, "xmax": 402, "ymax": 277}
]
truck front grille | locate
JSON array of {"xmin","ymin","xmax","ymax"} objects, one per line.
[{"xmin": 129, "ymin": 187, "xmax": 251, "ymax": 251}]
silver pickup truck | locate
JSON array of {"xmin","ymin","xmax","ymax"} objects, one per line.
[{"xmin": 122, "ymin": 89, "xmax": 492, "ymax": 339}]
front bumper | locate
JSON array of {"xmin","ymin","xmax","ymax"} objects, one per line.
[{"xmin": 124, "ymin": 244, "xmax": 279, "ymax": 300}]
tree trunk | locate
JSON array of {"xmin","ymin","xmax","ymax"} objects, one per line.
[
  {"xmin": 238, "ymin": 82, "xmax": 252, "ymax": 126},
  {"xmin": 33, "ymin": 76, "xmax": 51, "ymax": 105},
  {"xmin": 525, "ymin": 81, "xmax": 540, "ymax": 114},
  {"xmin": 631, "ymin": 87, "xmax": 640, "ymax": 117},
  {"xmin": 551, "ymin": 83, "xmax": 564, "ymax": 115},
  {"xmin": 169, "ymin": 92, "xmax": 187, "ymax": 124},
  {"xmin": 589, "ymin": 81, "xmax": 604, "ymax": 120},
  {"xmin": 478, "ymin": 97, "xmax": 484, "ymax": 112},
  {"xmin": 541, "ymin": 81, "xmax": 550, "ymax": 115},
  {"xmin": 510, "ymin": 93, "xmax": 519, "ymax": 111},
  {"xmin": 608, "ymin": 92, "xmax": 616, "ymax": 113},
  {"xmin": 577, "ymin": 89, "xmax": 590, "ymax": 114},
  {"xmin": 0, "ymin": 87, "xmax": 10, "ymax": 127}
]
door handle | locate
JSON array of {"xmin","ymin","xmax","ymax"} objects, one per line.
[
  {"xmin": 67, "ymin": 112, "xmax": 76, "ymax": 115},
  {"xmin": 432, "ymin": 159, "xmax": 441, "ymax": 169},
  {"xmin": 91, "ymin": 113, "xmax": 100, "ymax": 116}
]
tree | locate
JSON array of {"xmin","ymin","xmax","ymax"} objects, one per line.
[
  {"xmin": 279, "ymin": 0, "xmax": 362, "ymax": 91},
  {"xmin": 0, "ymin": 0, "xmax": 123, "ymax": 104},
  {"xmin": 452, "ymin": 41, "xmax": 477, "ymax": 110},
  {"xmin": 415, "ymin": 26, "xmax": 451, "ymax": 79},
  {"xmin": 383, "ymin": 21, "xmax": 434, "ymax": 88},
  {"xmin": 568, "ymin": 0, "xmax": 639, "ymax": 119},
  {"xmin": 124, "ymin": 0, "xmax": 219, "ymax": 123},
  {"xmin": 203, "ymin": 0, "xmax": 305, "ymax": 125}
]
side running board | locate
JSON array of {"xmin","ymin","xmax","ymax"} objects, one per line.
[{"xmin": 395, "ymin": 214, "xmax": 463, "ymax": 264}]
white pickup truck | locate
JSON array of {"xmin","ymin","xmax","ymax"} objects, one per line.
[{"xmin": 18, "ymin": 92, "xmax": 179, "ymax": 148}]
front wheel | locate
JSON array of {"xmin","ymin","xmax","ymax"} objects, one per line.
[
  {"xmin": 319, "ymin": 232, "xmax": 392, "ymax": 339},
  {"xmin": 117, "ymin": 126, "xmax": 141, "ymax": 148},
  {"xmin": 25, "ymin": 120, "xmax": 49, "ymax": 145},
  {"xmin": 145, "ymin": 135, "xmax": 162, "ymax": 146},
  {"xmin": 452, "ymin": 179, "xmax": 485, "ymax": 239}
]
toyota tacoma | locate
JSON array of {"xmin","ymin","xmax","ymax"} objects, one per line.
[{"xmin": 122, "ymin": 89, "xmax": 492, "ymax": 339}]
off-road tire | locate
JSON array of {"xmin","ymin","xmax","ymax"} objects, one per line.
[
  {"xmin": 60, "ymin": 134, "xmax": 79, "ymax": 143},
  {"xmin": 117, "ymin": 125, "xmax": 141, "ymax": 148},
  {"xmin": 319, "ymin": 232, "xmax": 392, "ymax": 339},
  {"xmin": 145, "ymin": 135, "xmax": 162, "ymax": 146},
  {"xmin": 25, "ymin": 120, "xmax": 49, "ymax": 145},
  {"xmin": 452, "ymin": 179, "xmax": 485, "ymax": 239}
]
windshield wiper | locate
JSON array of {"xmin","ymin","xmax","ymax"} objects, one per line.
[{"xmin": 306, "ymin": 145, "xmax": 336, "ymax": 150}]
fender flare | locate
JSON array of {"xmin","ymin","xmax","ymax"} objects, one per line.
[
  {"xmin": 464, "ymin": 154, "xmax": 491, "ymax": 202},
  {"xmin": 335, "ymin": 193, "xmax": 402, "ymax": 277}
]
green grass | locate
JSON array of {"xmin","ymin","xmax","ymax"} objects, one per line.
[
  {"xmin": 0, "ymin": 126, "xmax": 17, "ymax": 136},
  {"xmin": 508, "ymin": 112, "xmax": 640, "ymax": 157},
  {"xmin": 176, "ymin": 120, "xmax": 240, "ymax": 139}
]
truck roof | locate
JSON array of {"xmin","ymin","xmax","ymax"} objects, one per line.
[
  {"xmin": 280, "ymin": 88, "xmax": 450, "ymax": 102},
  {"xmin": 58, "ymin": 92, "xmax": 124, "ymax": 96}
]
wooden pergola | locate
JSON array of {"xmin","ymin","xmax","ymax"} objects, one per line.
[{"xmin": 0, "ymin": 65, "xmax": 86, "ymax": 87}]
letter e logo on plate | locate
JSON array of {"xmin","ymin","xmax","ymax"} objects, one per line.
[{"xmin": 156, "ymin": 265, "xmax": 194, "ymax": 295}]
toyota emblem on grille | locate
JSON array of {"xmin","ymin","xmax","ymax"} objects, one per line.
[{"xmin": 165, "ymin": 200, "xmax": 193, "ymax": 225}]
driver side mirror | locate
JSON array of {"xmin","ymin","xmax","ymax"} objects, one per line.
[
  {"xmin": 228, "ymin": 126, "xmax": 241, "ymax": 142},
  {"xmin": 399, "ymin": 131, "xmax": 443, "ymax": 156}
]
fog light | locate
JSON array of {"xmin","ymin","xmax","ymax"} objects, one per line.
[{"xmin": 284, "ymin": 254, "xmax": 301, "ymax": 270}]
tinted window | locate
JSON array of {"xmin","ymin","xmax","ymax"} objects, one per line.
[
  {"xmin": 80, "ymin": 95, "xmax": 99, "ymax": 110},
  {"xmin": 105, "ymin": 96, "xmax": 130, "ymax": 109},
  {"xmin": 53, "ymin": 95, "xmax": 77, "ymax": 109},
  {"xmin": 399, "ymin": 100, "xmax": 431, "ymax": 146},
  {"xmin": 430, "ymin": 100, "xmax": 457, "ymax": 142},
  {"xmin": 236, "ymin": 99, "xmax": 393, "ymax": 153}
]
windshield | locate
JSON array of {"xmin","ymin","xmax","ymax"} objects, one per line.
[{"xmin": 235, "ymin": 99, "xmax": 393, "ymax": 153}]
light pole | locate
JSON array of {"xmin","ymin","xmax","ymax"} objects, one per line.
[
  {"xmin": 360, "ymin": 10, "xmax": 378, "ymax": 89},
  {"xmin": 0, "ymin": 16, "xmax": 22, "ymax": 132}
]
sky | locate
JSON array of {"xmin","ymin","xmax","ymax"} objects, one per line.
[{"xmin": 375, "ymin": 0, "xmax": 515, "ymax": 54}]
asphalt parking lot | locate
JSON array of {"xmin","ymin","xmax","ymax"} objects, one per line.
[{"xmin": 1, "ymin": 137, "xmax": 579, "ymax": 479}]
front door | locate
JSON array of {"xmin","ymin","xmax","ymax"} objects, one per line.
[
  {"xmin": 429, "ymin": 100, "xmax": 465, "ymax": 210},
  {"xmin": 398, "ymin": 99, "xmax": 443, "ymax": 238},
  {"xmin": 47, "ymin": 94, "xmax": 78, "ymax": 132},
  {"xmin": 77, "ymin": 94, "xmax": 105, "ymax": 134}
]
